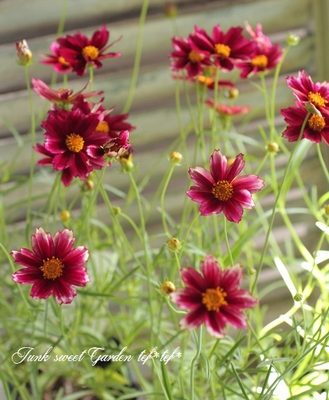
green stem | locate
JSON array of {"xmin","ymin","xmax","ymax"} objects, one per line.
[
  {"xmin": 122, "ymin": 0, "xmax": 149, "ymax": 113},
  {"xmin": 190, "ymin": 326, "xmax": 203, "ymax": 400}
]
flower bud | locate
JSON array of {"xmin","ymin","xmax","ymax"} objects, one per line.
[
  {"xmin": 59, "ymin": 210, "xmax": 70, "ymax": 223},
  {"xmin": 286, "ymin": 33, "xmax": 300, "ymax": 47},
  {"xmin": 82, "ymin": 179, "xmax": 94, "ymax": 191},
  {"xmin": 167, "ymin": 237, "xmax": 181, "ymax": 252},
  {"xmin": 113, "ymin": 206, "xmax": 121, "ymax": 215},
  {"xmin": 267, "ymin": 142, "xmax": 280, "ymax": 153},
  {"xmin": 117, "ymin": 150, "xmax": 134, "ymax": 172},
  {"xmin": 164, "ymin": 2, "xmax": 178, "ymax": 18},
  {"xmin": 228, "ymin": 87, "xmax": 239, "ymax": 99},
  {"xmin": 169, "ymin": 151, "xmax": 183, "ymax": 166},
  {"xmin": 294, "ymin": 293, "xmax": 303, "ymax": 302},
  {"xmin": 16, "ymin": 40, "xmax": 33, "ymax": 66},
  {"xmin": 160, "ymin": 280, "xmax": 176, "ymax": 295},
  {"xmin": 324, "ymin": 204, "xmax": 329, "ymax": 215}
]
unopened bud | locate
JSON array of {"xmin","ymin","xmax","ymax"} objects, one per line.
[
  {"xmin": 113, "ymin": 206, "xmax": 121, "ymax": 215},
  {"xmin": 164, "ymin": 2, "xmax": 178, "ymax": 18},
  {"xmin": 167, "ymin": 237, "xmax": 181, "ymax": 252},
  {"xmin": 169, "ymin": 151, "xmax": 183, "ymax": 166},
  {"xmin": 59, "ymin": 210, "xmax": 70, "ymax": 223},
  {"xmin": 83, "ymin": 179, "xmax": 94, "ymax": 191},
  {"xmin": 267, "ymin": 142, "xmax": 280, "ymax": 153},
  {"xmin": 16, "ymin": 40, "xmax": 33, "ymax": 66},
  {"xmin": 324, "ymin": 204, "xmax": 329, "ymax": 215},
  {"xmin": 228, "ymin": 87, "xmax": 239, "ymax": 99},
  {"xmin": 160, "ymin": 281, "xmax": 176, "ymax": 295},
  {"xmin": 118, "ymin": 150, "xmax": 134, "ymax": 172},
  {"xmin": 286, "ymin": 33, "xmax": 300, "ymax": 47},
  {"xmin": 294, "ymin": 293, "xmax": 303, "ymax": 302}
]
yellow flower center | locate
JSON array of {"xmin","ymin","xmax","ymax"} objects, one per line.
[
  {"xmin": 82, "ymin": 45, "xmax": 99, "ymax": 60},
  {"xmin": 251, "ymin": 54, "xmax": 268, "ymax": 68},
  {"xmin": 202, "ymin": 287, "xmax": 228, "ymax": 312},
  {"xmin": 308, "ymin": 91, "xmax": 328, "ymax": 107},
  {"xmin": 58, "ymin": 56, "xmax": 70, "ymax": 67},
  {"xmin": 96, "ymin": 121, "xmax": 110, "ymax": 133},
  {"xmin": 308, "ymin": 114, "xmax": 326, "ymax": 132},
  {"xmin": 214, "ymin": 43, "xmax": 231, "ymax": 58},
  {"xmin": 40, "ymin": 256, "xmax": 64, "ymax": 280},
  {"xmin": 65, "ymin": 133, "xmax": 85, "ymax": 152},
  {"xmin": 188, "ymin": 50, "xmax": 204, "ymax": 63},
  {"xmin": 212, "ymin": 180, "xmax": 234, "ymax": 201}
]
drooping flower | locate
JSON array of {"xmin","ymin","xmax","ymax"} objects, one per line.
[
  {"xmin": 31, "ymin": 79, "xmax": 103, "ymax": 106},
  {"xmin": 169, "ymin": 33, "xmax": 210, "ymax": 79},
  {"xmin": 40, "ymin": 41, "xmax": 72, "ymax": 74},
  {"xmin": 102, "ymin": 130, "xmax": 132, "ymax": 158},
  {"xmin": 170, "ymin": 255, "xmax": 257, "ymax": 338},
  {"xmin": 286, "ymin": 70, "xmax": 329, "ymax": 111},
  {"xmin": 56, "ymin": 25, "xmax": 121, "ymax": 76},
  {"xmin": 35, "ymin": 106, "xmax": 110, "ymax": 186},
  {"xmin": 281, "ymin": 100, "xmax": 329, "ymax": 145},
  {"xmin": 11, "ymin": 228, "xmax": 90, "ymax": 305},
  {"xmin": 186, "ymin": 149, "xmax": 264, "ymax": 223},
  {"xmin": 205, "ymin": 98, "xmax": 251, "ymax": 115},
  {"xmin": 190, "ymin": 25, "xmax": 256, "ymax": 71}
]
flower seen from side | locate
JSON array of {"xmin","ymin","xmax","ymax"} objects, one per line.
[
  {"xmin": 31, "ymin": 79, "xmax": 103, "ymax": 106},
  {"xmin": 171, "ymin": 255, "xmax": 257, "ymax": 338},
  {"xmin": 286, "ymin": 70, "xmax": 329, "ymax": 111},
  {"xmin": 187, "ymin": 149, "xmax": 264, "ymax": 223},
  {"xmin": 40, "ymin": 42, "xmax": 72, "ymax": 74},
  {"xmin": 11, "ymin": 228, "xmax": 90, "ymax": 305},
  {"xmin": 205, "ymin": 98, "xmax": 251, "ymax": 115}
]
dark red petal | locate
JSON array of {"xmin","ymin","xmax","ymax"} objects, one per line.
[
  {"xmin": 31, "ymin": 228, "xmax": 54, "ymax": 259},
  {"xmin": 200, "ymin": 255, "xmax": 221, "ymax": 287},
  {"xmin": 209, "ymin": 149, "xmax": 227, "ymax": 181},
  {"xmin": 180, "ymin": 306, "xmax": 208, "ymax": 330},
  {"xmin": 180, "ymin": 267, "xmax": 206, "ymax": 292},
  {"xmin": 204, "ymin": 311, "xmax": 227, "ymax": 338}
]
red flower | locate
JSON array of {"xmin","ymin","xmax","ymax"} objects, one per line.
[
  {"xmin": 186, "ymin": 149, "xmax": 264, "ymax": 223},
  {"xmin": 169, "ymin": 33, "xmax": 210, "ymax": 79},
  {"xmin": 11, "ymin": 228, "xmax": 90, "ymax": 305},
  {"xmin": 286, "ymin": 70, "xmax": 329, "ymax": 111},
  {"xmin": 281, "ymin": 100, "xmax": 329, "ymax": 145},
  {"xmin": 205, "ymin": 98, "xmax": 251, "ymax": 115},
  {"xmin": 170, "ymin": 255, "xmax": 257, "ymax": 338},
  {"xmin": 102, "ymin": 130, "xmax": 132, "ymax": 158},
  {"xmin": 35, "ymin": 107, "xmax": 110, "ymax": 186},
  {"xmin": 190, "ymin": 25, "xmax": 256, "ymax": 71},
  {"xmin": 32, "ymin": 79, "xmax": 103, "ymax": 106},
  {"xmin": 56, "ymin": 25, "xmax": 121, "ymax": 76},
  {"xmin": 40, "ymin": 42, "xmax": 72, "ymax": 74}
]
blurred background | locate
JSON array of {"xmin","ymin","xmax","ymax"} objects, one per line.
[{"xmin": 1, "ymin": 1, "xmax": 329, "ymax": 387}]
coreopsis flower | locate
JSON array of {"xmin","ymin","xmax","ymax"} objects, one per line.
[
  {"xmin": 31, "ymin": 79, "xmax": 103, "ymax": 106},
  {"xmin": 281, "ymin": 100, "xmax": 329, "ymax": 145},
  {"xmin": 190, "ymin": 25, "xmax": 256, "ymax": 71},
  {"xmin": 15, "ymin": 40, "xmax": 33, "ymax": 66},
  {"xmin": 286, "ymin": 70, "xmax": 329, "ymax": 111},
  {"xmin": 205, "ymin": 98, "xmax": 251, "ymax": 115},
  {"xmin": 169, "ymin": 33, "xmax": 211, "ymax": 79},
  {"xmin": 186, "ymin": 149, "xmax": 264, "ymax": 223},
  {"xmin": 238, "ymin": 22, "xmax": 283, "ymax": 78},
  {"xmin": 35, "ymin": 107, "xmax": 110, "ymax": 186},
  {"xmin": 40, "ymin": 42, "xmax": 72, "ymax": 74},
  {"xmin": 56, "ymin": 25, "xmax": 121, "ymax": 76},
  {"xmin": 170, "ymin": 255, "xmax": 257, "ymax": 338},
  {"xmin": 11, "ymin": 228, "xmax": 90, "ymax": 305}
]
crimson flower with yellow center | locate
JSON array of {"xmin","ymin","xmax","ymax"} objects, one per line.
[
  {"xmin": 187, "ymin": 149, "xmax": 264, "ymax": 223},
  {"xmin": 11, "ymin": 228, "xmax": 90, "ymax": 305},
  {"xmin": 286, "ymin": 70, "xmax": 329, "ymax": 111},
  {"xmin": 281, "ymin": 100, "xmax": 329, "ymax": 145},
  {"xmin": 189, "ymin": 25, "xmax": 256, "ymax": 71},
  {"xmin": 35, "ymin": 107, "xmax": 110, "ymax": 186},
  {"xmin": 170, "ymin": 255, "xmax": 258, "ymax": 338},
  {"xmin": 54, "ymin": 25, "xmax": 121, "ymax": 76}
]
